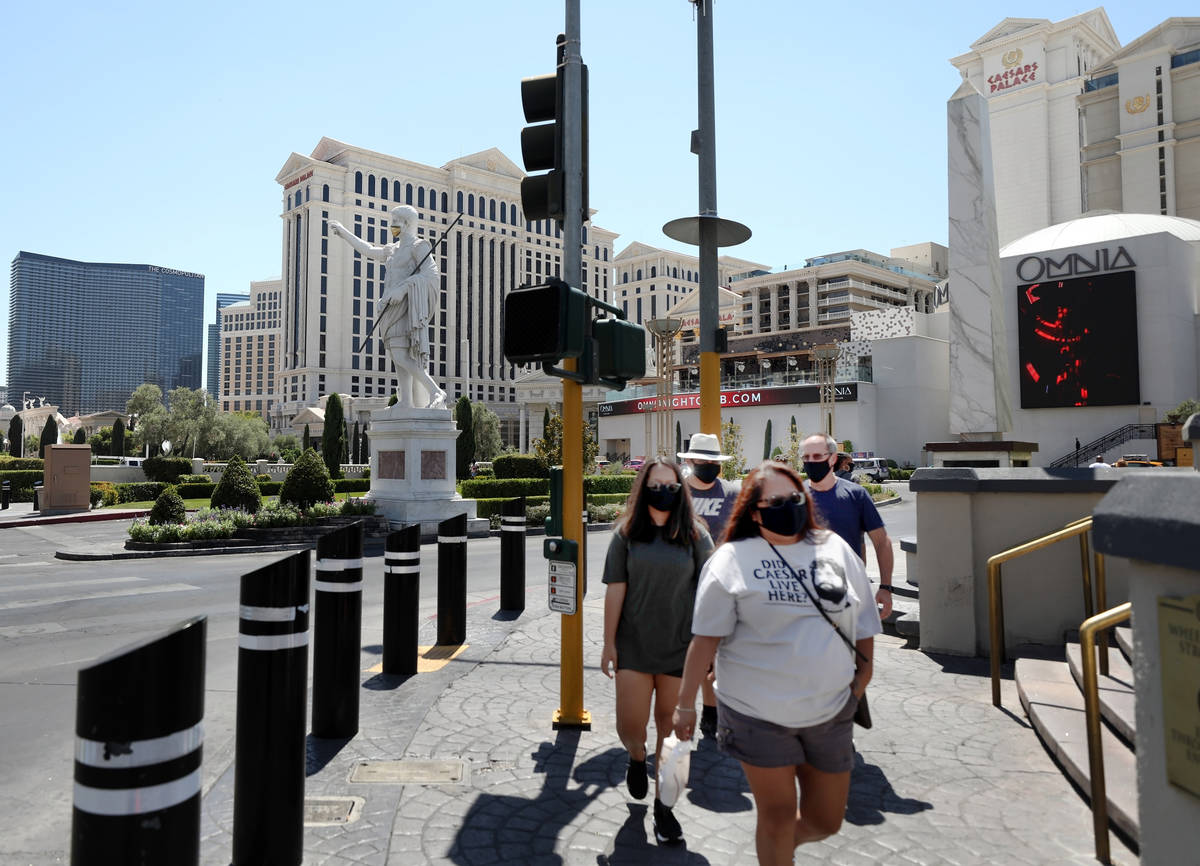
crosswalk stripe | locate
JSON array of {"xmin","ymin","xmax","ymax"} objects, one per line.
[
  {"xmin": 0, "ymin": 576, "xmax": 145, "ymax": 593},
  {"xmin": 0, "ymin": 583, "xmax": 199, "ymax": 612}
]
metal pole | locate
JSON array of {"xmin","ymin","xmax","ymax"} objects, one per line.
[
  {"xmin": 500, "ymin": 497, "xmax": 527, "ymax": 612},
  {"xmin": 72, "ymin": 616, "xmax": 206, "ymax": 866},
  {"xmin": 437, "ymin": 513, "xmax": 468, "ymax": 645},
  {"xmin": 383, "ymin": 523, "xmax": 421, "ymax": 675},
  {"xmin": 697, "ymin": 0, "xmax": 721, "ymax": 438},
  {"xmin": 233, "ymin": 550, "xmax": 310, "ymax": 866},
  {"xmin": 311, "ymin": 521, "xmax": 365, "ymax": 738},
  {"xmin": 556, "ymin": 0, "xmax": 589, "ymax": 729}
]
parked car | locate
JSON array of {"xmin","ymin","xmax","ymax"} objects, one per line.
[
  {"xmin": 1113, "ymin": 454, "xmax": 1163, "ymax": 467},
  {"xmin": 852, "ymin": 457, "xmax": 891, "ymax": 483},
  {"xmin": 623, "ymin": 456, "xmax": 645, "ymax": 471}
]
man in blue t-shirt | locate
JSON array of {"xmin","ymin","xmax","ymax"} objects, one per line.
[{"xmin": 801, "ymin": 433, "xmax": 894, "ymax": 619}]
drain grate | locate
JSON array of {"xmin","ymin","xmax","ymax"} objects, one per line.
[
  {"xmin": 350, "ymin": 759, "xmax": 466, "ymax": 784},
  {"xmin": 303, "ymin": 795, "xmax": 364, "ymax": 826}
]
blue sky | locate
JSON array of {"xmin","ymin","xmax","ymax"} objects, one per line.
[{"xmin": 0, "ymin": 1, "xmax": 1177, "ymax": 390}]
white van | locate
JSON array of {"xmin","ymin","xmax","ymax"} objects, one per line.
[{"xmin": 853, "ymin": 457, "xmax": 890, "ymax": 483}]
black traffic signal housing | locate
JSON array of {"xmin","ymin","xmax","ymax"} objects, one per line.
[
  {"xmin": 593, "ymin": 317, "xmax": 646, "ymax": 388},
  {"xmin": 503, "ymin": 278, "xmax": 588, "ymax": 365},
  {"xmin": 519, "ymin": 35, "xmax": 587, "ymax": 226}
]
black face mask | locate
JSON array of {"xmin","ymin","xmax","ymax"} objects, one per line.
[
  {"xmin": 644, "ymin": 485, "xmax": 680, "ymax": 511},
  {"xmin": 757, "ymin": 500, "xmax": 806, "ymax": 536},
  {"xmin": 803, "ymin": 459, "xmax": 833, "ymax": 483},
  {"xmin": 691, "ymin": 463, "xmax": 721, "ymax": 484}
]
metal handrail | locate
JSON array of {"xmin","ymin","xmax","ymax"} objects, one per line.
[
  {"xmin": 987, "ymin": 516, "xmax": 1108, "ymax": 706},
  {"xmin": 1079, "ymin": 602, "xmax": 1132, "ymax": 866}
]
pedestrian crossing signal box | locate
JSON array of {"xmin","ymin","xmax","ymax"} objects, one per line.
[{"xmin": 545, "ymin": 538, "xmax": 579, "ymax": 615}]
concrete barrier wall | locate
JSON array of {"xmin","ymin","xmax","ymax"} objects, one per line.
[{"xmin": 908, "ymin": 468, "xmax": 1178, "ymax": 655}]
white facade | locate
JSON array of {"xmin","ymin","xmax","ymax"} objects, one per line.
[
  {"xmin": 219, "ymin": 279, "xmax": 281, "ymax": 420},
  {"xmin": 271, "ymin": 138, "xmax": 617, "ymax": 444},
  {"xmin": 950, "ymin": 12, "xmax": 1121, "ymax": 246}
]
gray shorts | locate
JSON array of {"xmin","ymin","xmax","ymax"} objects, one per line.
[{"xmin": 716, "ymin": 693, "xmax": 858, "ymax": 773}]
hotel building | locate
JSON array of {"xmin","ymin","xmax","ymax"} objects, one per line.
[
  {"xmin": 207, "ymin": 292, "xmax": 248, "ymax": 399},
  {"xmin": 219, "ymin": 280, "xmax": 281, "ymax": 420}
]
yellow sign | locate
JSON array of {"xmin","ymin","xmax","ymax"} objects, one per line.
[
  {"xmin": 1126, "ymin": 95, "xmax": 1151, "ymax": 115},
  {"xmin": 1159, "ymin": 594, "xmax": 1200, "ymax": 799},
  {"xmin": 1002, "ymin": 49, "xmax": 1024, "ymax": 68}
]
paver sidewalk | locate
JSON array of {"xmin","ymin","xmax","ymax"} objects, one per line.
[{"xmin": 198, "ymin": 574, "xmax": 1137, "ymax": 865}]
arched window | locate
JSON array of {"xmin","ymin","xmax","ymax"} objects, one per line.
[
  {"xmin": 393, "ymin": 180, "xmax": 401, "ymax": 201},
  {"xmin": 367, "ymin": 175, "xmax": 376, "ymax": 197},
  {"xmin": 322, "ymin": 184, "xmax": 330, "ymax": 202},
  {"xmin": 636, "ymin": 269, "xmax": 643, "ymax": 281},
  {"xmin": 468, "ymin": 194, "xmax": 475, "ymax": 216},
  {"xmin": 417, "ymin": 187, "xmax": 425, "ymax": 208},
  {"xmin": 582, "ymin": 226, "xmax": 588, "ymax": 244},
  {"xmin": 441, "ymin": 192, "xmax": 448, "ymax": 212},
  {"xmin": 672, "ymin": 267, "xmax": 678, "ymax": 278},
  {"xmin": 489, "ymin": 199, "xmax": 496, "ymax": 221},
  {"xmin": 405, "ymin": 183, "xmax": 413, "ymax": 204},
  {"xmin": 354, "ymin": 172, "xmax": 363, "ymax": 194},
  {"xmin": 380, "ymin": 177, "xmax": 389, "ymax": 200},
  {"xmin": 622, "ymin": 273, "xmax": 629, "ymax": 284},
  {"xmin": 650, "ymin": 266, "xmax": 656, "ymax": 277},
  {"xmin": 428, "ymin": 187, "xmax": 436, "ymax": 210},
  {"xmin": 457, "ymin": 191, "xmax": 464, "ymax": 213},
  {"xmin": 500, "ymin": 202, "xmax": 507, "ymax": 223}
]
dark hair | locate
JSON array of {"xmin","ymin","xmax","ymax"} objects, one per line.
[
  {"xmin": 618, "ymin": 457, "xmax": 699, "ymax": 546},
  {"xmin": 722, "ymin": 460, "xmax": 822, "ymax": 544}
]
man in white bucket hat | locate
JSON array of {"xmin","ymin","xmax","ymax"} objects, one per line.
[{"xmin": 677, "ymin": 431, "xmax": 740, "ymax": 738}]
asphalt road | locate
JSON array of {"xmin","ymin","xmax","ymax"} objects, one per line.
[{"xmin": 0, "ymin": 488, "xmax": 916, "ymax": 864}]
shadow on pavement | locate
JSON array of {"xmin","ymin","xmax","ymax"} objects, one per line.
[
  {"xmin": 362, "ymin": 672, "xmax": 415, "ymax": 691},
  {"xmin": 844, "ymin": 752, "xmax": 932, "ymax": 826},
  {"xmin": 306, "ymin": 733, "xmax": 352, "ymax": 776},
  {"xmin": 448, "ymin": 730, "xmax": 711, "ymax": 864},
  {"xmin": 684, "ymin": 736, "xmax": 752, "ymax": 814},
  {"xmin": 491, "ymin": 609, "xmax": 523, "ymax": 622}
]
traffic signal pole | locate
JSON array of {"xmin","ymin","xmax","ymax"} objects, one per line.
[{"xmin": 554, "ymin": 0, "xmax": 590, "ymax": 731}]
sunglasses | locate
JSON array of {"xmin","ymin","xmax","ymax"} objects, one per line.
[
  {"xmin": 757, "ymin": 491, "xmax": 805, "ymax": 509},
  {"xmin": 646, "ymin": 482, "xmax": 682, "ymax": 494}
]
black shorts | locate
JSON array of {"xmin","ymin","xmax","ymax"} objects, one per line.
[{"xmin": 715, "ymin": 694, "xmax": 858, "ymax": 773}]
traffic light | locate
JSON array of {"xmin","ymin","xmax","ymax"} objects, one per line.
[
  {"xmin": 519, "ymin": 36, "xmax": 588, "ymax": 225},
  {"xmin": 503, "ymin": 279, "xmax": 588, "ymax": 365},
  {"xmin": 593, "ymin": 318, "xmax": 646, "ymax": 387}
]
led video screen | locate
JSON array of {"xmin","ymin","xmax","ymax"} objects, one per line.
[{"xmin": 1017, "ymin": 270, "xmax": 1140, "ymax": 409}]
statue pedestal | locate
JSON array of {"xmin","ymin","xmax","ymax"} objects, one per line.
[{"xmin": 366, "ymin": 407, "xmax": 488, "ymax": 539}]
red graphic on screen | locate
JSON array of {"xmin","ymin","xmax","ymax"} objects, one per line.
[{"xmin": 1017, "ymin": 271, "xmax": 1139, "ymax": 409}]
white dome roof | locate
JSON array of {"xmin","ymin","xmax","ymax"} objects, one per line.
[
  {"xmin": 1001, "ymin": 213, "xmax": 1200, "ymax": 257},
  {"xmin": 0, "ymin": 404, "xmax": 14, "ymax": 417}
]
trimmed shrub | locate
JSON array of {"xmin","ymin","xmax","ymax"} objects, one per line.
[
  {"xmin": 254, "ymin": 474, "xmax": 272, "ymax": 483},
  {"xmin": 39, "ymin": 416, "xmax": 58, "ymax": 457},
  {"xmin": 339, "ymin": 498, "xmax": 377, "ymax": 516},
  {"xmin": 493, "ymin": 453, "xmax": 549, "ymax": 479},
  {"xmin": 210, "ymin": 455, "xmax": 262, "ymax": 514},
  {"xmin": 460, "ymin": 477, "xmax": 549, "ymax": 498},
  {"xmin": 90, "ymin": 481, "xmax": 119, "ymax": 508},
  {"xmin": 143, "ymin": 456, "xmax": 192, "ymax": 484},
  {"xmin": 176, "ymin": 482, "xmax": 216, "ymax": 499},
  {"xmin": 0, "ymin": 469, "xmax": 43, "ymax": 501},
  {"xmin": 148, "ymin": 486, "xmax": 186, "ymax": 525},
  {"xmin": 73, "ymin": 429, "xmax": 87, "ymax": 444},
  {"xmin": 332, "ymin": 478, "xmax": 370, "ymax": 493},
  {"xmin": 584, "ymin": 474, "xmax": 634, "ymax": 494},
  {"xmin": 115, "ymin": 482, "xmax": 168, "ymax": 503},
  {"xmin": 179, "ymin": 474, "xmax": 210, "ymax": 484},
  {"xmin": 0, "ymin": 458, "xmax": 45, "ymax": 471},
  {"xmin": 280, "ymin": 448, "xmax": 335, "ymax": 509},
  {"xmin": 255, "ymin": 481, "xmax": 283, "ymax": 496},
  {"xmin": 321, "ymin": 394, "xmax": 347, "ymax": 479}
]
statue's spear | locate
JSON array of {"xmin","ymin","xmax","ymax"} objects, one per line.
[{"xmin": 360, "ymin": 211, "xmax": 464, "ymax": 349}]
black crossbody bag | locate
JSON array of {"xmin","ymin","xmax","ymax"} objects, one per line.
[{"xmin": 764, "ymin": 540, "xmax": 873, "ymax": 729}]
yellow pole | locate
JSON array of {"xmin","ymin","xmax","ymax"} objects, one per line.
[
  {"xmin": 700, "ymin": 351, "xmax": 721, "ymax": 436},
  {"xmin": 554, "ymin": 362, "xmax": 590, "ymax": 728}
]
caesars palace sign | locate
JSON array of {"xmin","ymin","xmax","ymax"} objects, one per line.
[{"xmin": 599, "ymin": 383, "xmax": 858, "ymax": 417}]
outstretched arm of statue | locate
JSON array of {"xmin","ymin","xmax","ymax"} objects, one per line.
[{"xmin": 328, "ymin": 220, "xmax": 388, "ymax": 260}]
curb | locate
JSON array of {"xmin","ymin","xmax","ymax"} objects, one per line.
[{"xmin": 0, "ymin": 509, "xmax": 150, "ymax": 529}]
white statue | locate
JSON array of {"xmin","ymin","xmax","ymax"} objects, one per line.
[{"xmin": 328, "ymin": 205, "xmax": 447, "ymax": 410}]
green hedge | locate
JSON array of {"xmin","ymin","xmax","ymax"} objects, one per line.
[
  {"xmin": 472, "ymin": 493, "xmax": 626, "ymax": 520},
  {"xmin": 584, "ymin": 475, "xmax": 634, "ymax": 494},
  {"xmin": 256, "ymin": 481, "xmax": 283, "ymax": 496},
  {"xmin": 143, "ymin": 456, "xmax": 193, "ymax": 484},
  {"xmin": 116, "ymin": 482, "xmax": 168, "ymax": 503},
  {"xmin": 493, "ymin": 454, "xmax": 549, "ymax": 479},
  {"xmin": 176, "ymin": 482, "xmax": 216, "ymax": 499},
  {"xmin": 333, "ymin": 478, "xmax": 370, "ymax": 493},
  {"xmin": 0, "ymin": 469, "xmax": 43, "ymax": 501},
  {"xmin": 460, "ymin": 477, "xmax": 548, "ymax": 498},
  {"xmin": 0, "ymin": 458, "xmax": 45, "ymax": 471}
]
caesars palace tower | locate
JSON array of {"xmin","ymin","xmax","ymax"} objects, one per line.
[{"xmin": 271, "ymin": 137, "xmax": 617, "ymax": 440}]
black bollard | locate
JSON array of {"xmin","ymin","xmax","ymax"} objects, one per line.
[
  {"xmin": 436, "ymin": 513, "xmax": 468, "ymax": 645},
  {"xmin": 33, "ymin": 479, "xmax": 43, "ymax": 511},
  {"xmin": 499, "ymin": 497, "xmax": 526, "ymax": 612},
  {"xmin": 232, "ymin": 550, "xmax": 310, "ymax": 866},
  {"xmin": 72, "ymin": 615, "xmax": 206, "ymax": 866},
  {"xmin": 311, "ymin": 520, "xmax": 364, "ymax": 738},
  {"xmin": 1, "ymin": 479, "xmax": 9, "ymax": 509},
  {"xmin": 383, "ymin": 523, "xmax": 421, "ymax": 675}
]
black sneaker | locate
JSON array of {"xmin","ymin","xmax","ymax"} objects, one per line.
[
  {"xmin": 626, "ymin": 755, "xmax": 648, "ymax": 800},
  {"xmin": 653, "ymin": 797, "xmax": 683, "ymax": 844},
  {"xmin": 699, "ymin": 704, "xmax": 718, "ymax": 738}
]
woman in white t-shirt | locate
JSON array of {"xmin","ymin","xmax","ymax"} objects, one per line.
[{"xmin": 672, "ymin": 460, "xmax": 882, "ymax": 866}]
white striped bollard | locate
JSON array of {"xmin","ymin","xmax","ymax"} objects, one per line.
[
  {"xmin": 72, "ymin": 615, "xmax": 206, "ymax": 865},
  {"xmin": 232, "ymin": 550, "xmax": 310, "ymax": 866},
  {"xmin": 383, "ymin": 523, "xmax": 421, "ymax": 674},
  {"xmin": 436, "ymin": 513, "xmax": 468, "ymax": 645},
  {"xmin": 312, "ymin": 520, "xmax": 364, "ymax": 738},
  {"xmin": 500, "ymin": 497, "xmax": 526, "ymax": 612}
]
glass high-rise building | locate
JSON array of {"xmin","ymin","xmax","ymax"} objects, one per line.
[
  {"xmin": 8, "ymin": 252, "xmax": 204, "ymax": 415},
  {"xmin": 207, "ymin": 292, "xmax": 249, "ymax": 398}
]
